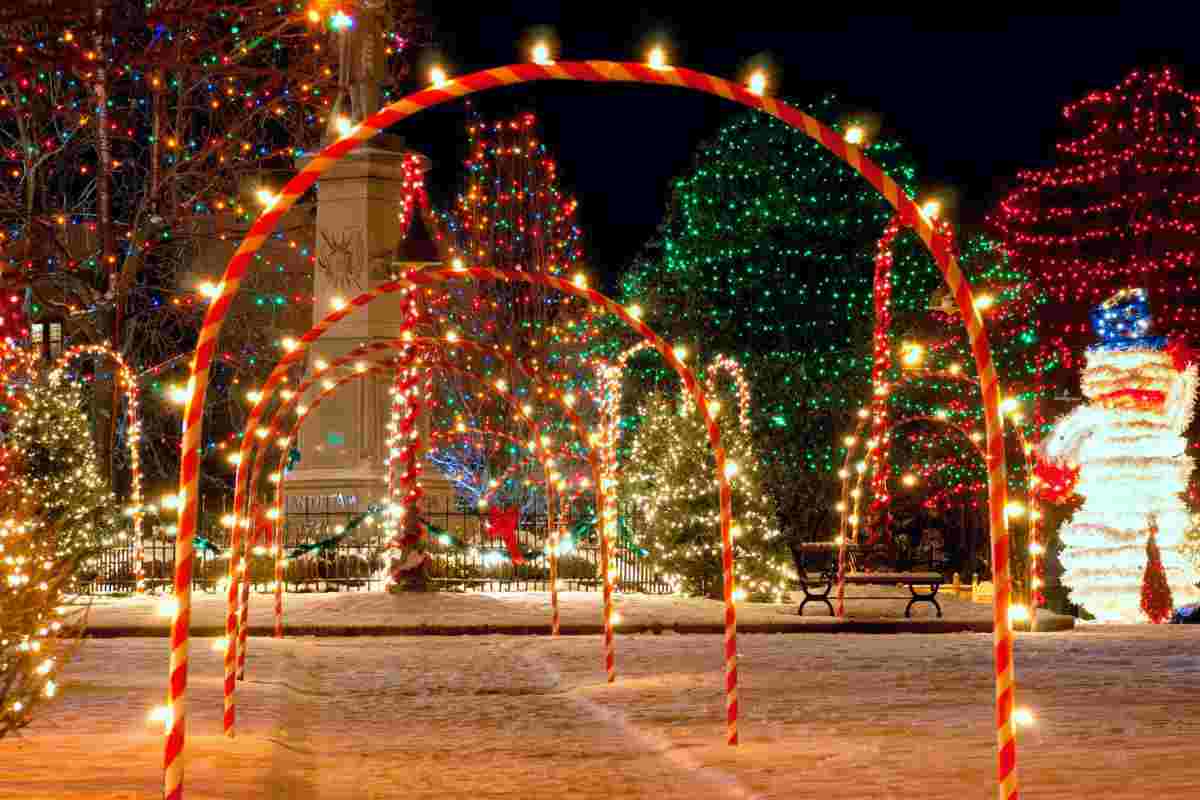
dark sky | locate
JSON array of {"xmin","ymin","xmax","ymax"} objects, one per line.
[{"xmin": 400, "ymin": 4, "xmax": 1200, "ymax": 289}]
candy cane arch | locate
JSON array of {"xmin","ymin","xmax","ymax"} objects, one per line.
[
  {"xmin": 839, "ymin": 365, "xmax": 1040, "ymax": 612},
  {"xmin": 864, "ymin": 216, "xmax": 904, "ymax": 547},
  {"xmin": 233, "ymin": 324, "xmax": 605, "ymax": 644},
  {"xmin": 261, "ymin": 355, "xmax": 567, "ymax": 631},
  {"xmin": 242, "ymin": 343, "xmax": 603, "ymax": 702},
  {"xmin": 703, "ymin": 354, "xmax": 753, "ymax": 435},
  {"xmin": 168, "ymin": 60, "xmax": 1016, "ymax": 800},
  {"xmin": 49, "ymin": 344, "xmax": 146, "ymax": 593}
]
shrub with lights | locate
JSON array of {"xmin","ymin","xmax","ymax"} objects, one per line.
[{"xmin": 0, "ymin": 375, "xmax": 116, "ymax": 736}]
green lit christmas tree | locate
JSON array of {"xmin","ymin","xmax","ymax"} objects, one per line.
[{"xmin": 620, "ymin": 98, "xmax": 936, "ymax": 544}]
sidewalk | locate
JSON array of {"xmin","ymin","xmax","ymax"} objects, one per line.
[{"xmin": 79, "ymin": 586, "xmax": 1074, "ymax": 635}]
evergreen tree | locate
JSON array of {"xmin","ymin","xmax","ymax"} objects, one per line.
[
  {"xmin": 1141, "ymin": 521, "xmax": 1175, "ymax": 624},
  {"xmin": 991, "ymin": 68, "xmax": 1200, "ymax": 409},
  {"xmin": 620, "ymin": 98, "xmax": 937, "ymax": 545},
  {"xmin": 622, "ymin": 379, "xmax": 787, "ymax": 601},
  {"xmin": 0, "ymin": 375, "xmax": 116, "ymax": 738}
]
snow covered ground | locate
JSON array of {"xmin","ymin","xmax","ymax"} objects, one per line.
[
  {"xmin": 3, "ymin": 626, "xmax": 1198, "ymax": 799},
  {"xmin": 82, "ymin": 585, "xmax": 996, "ymax": 632}
]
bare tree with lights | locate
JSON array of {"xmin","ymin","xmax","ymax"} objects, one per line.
[{"xmin": 0, "ymin": 1, "xmax": 427, "ymax": 495}]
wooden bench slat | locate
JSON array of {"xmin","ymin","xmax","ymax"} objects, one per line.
[{"xmin": 843, "ymin": 572, "xmax": 942, "ymax": 584}]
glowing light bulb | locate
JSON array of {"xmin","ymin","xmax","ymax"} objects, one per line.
[
  {"xmin": 627, "ymin": 303, "xmax": 643, "ymax": 319},
  {"xmin": 169, "ymin": 385, "xmax": 190, "ymax": 406},
  {"xmin": 573, "ymin": 272, "xmax": 588, "ymax": 289},
  {"xmin": 156, "ymin": 597, "xmax": 178, "ymax": 618},
  {"xmin": 1009, "ymin": 604, "xmax": 1030, "ymax": 623},
  {"xmin": 306, "ymin": 8, "xmax": 321, "ymax": 24},
  {"xmin": 148, "ymin": 705, "xmax": 173, "ymax": 727},
  {"xmin": 844, "ymin": 125, "xmax": 865, "ymax": 145},
  {"xmin": 724, "ymin": 461, "xmax": 739, "ymax": 478},
  {"xmin": 919, "ymin": 199, "xmax": 941, "ymax": 220},
  {"xmin": 1013, "ymin": 708, "xmax": 1035, "ymax": 727},
  {"xmin": 430, "ymin": 65, "xmax": 448, "ymax": 87},
  {"xmin": 531, "ymin": 41, "xmax": 552, "ymax": 65},
  {"xmin": 902, "ymin": 474, "xmax": 917, "ymax": 487},
  {"xmin": 255, "ymin": 188, "xmax": 278, "ymax": 209},
  {"xmin": 647, "ymin": 46, "xmax": 668, "ymax": 70},
  {"xmin": 747, "ymin": 70, "xmax": 767, "ymax": 96},
  {"xmin": 974, "ymin": 294, "xmax": 995, "ymax": 311},
  {"xmin": 900, "ymin": 342, "xmax": 925, "ymax": 368}
]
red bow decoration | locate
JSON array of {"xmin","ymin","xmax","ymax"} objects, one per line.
[
  {"xmin": 486, "ymin": 506, "xmax": 524, "ymax": 563},
  {"xmin": 1033, "ymin": 458, "xmax": 1080, "ymax": 504},
  {"xmin": 1168, "ymin": 336, "xmax": 1196, "ymax": 371}
]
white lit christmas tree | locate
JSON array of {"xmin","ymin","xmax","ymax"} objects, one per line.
[
  {"xmin": 622, "ymin": 383, "xmax": 789, "ymax": 601},
  {"xmin": 0, "ymin": 376, "xmax": 115, "ymax": 736},
  {"xmin": 1039, "ymin": 289, "xmax": 1200, "ymax": 622}
]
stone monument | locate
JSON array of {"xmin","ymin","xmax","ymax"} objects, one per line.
[{"xmin": 284, "ymin": 3, "xmax": 453, "ymax": 516}]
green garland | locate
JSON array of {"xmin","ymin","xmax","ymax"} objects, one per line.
[
  {"xmin": 571, "ymin": 515, "xmax": 648, "ymax": 557},
  {"xmin": 194, "ymin": 535, "xmax": 221, "ymax": 556},
  {"xmin": 420, "ymin": 516, "xmax": 543, "ymax": 562},
  {"xmin": 287, "ymin": 505, "xmax": 382, "ymax": 558}
]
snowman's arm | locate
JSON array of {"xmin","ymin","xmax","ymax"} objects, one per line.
[
  {"xmin": 1164, "ymin": 364, "xmax": 1198, "ymax": 435},
  {"xmin": 1039, "ymin": 404, "xmax": 1102, "ymax": 466}
]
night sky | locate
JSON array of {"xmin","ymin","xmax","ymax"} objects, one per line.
[{"xmin": 400, "ymin": 4, "xmax": 1200, "ymax": 289}]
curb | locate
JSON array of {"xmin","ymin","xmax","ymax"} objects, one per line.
[{"xmin": 82, "ymin": 614, "xmax": 1074, "ymax": 638}]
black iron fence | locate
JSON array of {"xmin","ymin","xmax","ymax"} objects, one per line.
[{"xmin": 80, "ymin": 494, "xmax": 670, "ymax": 595}]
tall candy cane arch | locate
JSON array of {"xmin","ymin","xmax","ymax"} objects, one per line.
[
  {"xmin": 167, "ymin": 60, "xmax": 1017, "ymax": 800},
  {"xmin": 263, "ymin": 355, "xmax": 569, "ymax": 632},
  {"xmin": 233, "ymin": 330, "xmax": 603, "ymax": 657},
  {"xmin": 245, "ymin": 340, "xmax": 603, "ymax": 650}
]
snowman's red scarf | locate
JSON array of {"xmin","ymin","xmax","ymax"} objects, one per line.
[{"xmin": 1095, "ymin": 388, "xmax": 1166, "ymax": 410}]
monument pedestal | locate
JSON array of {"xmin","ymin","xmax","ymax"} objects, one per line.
[{"xmin": 283, "ymin": 135, "xmax": 453, "ymax": 516}]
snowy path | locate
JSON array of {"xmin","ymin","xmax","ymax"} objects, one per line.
[
  {"xmin": 82, "ymin": 586, "xmax": 996, "ymax": 632},
  {"xmin": 3, "ymin": 627, "xmax": 1198, "ymax": 798}
]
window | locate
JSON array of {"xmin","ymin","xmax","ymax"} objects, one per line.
[{"xmin": 30, "ymin": 321, "xmax": 65, "ymax": 361}]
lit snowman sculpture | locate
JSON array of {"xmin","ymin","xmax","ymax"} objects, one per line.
[{"xmin": 1039, "ymin": 288, "xmax": 1199, "ymax": 622}]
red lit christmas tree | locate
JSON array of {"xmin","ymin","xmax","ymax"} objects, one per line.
[
  {"xmin": 991, "ymin": 68, "xmax": 1200, "ymax": 402},
  {"xmin": 1141, "ymin": 518, "xmax": 1175, "ymax": 624}
]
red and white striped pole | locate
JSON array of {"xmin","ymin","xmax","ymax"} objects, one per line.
[{"xmin": 168, "ymin": 63, "xmax": 1015, "ymax": 799}]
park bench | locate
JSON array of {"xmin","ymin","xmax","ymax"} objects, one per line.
[{"xmin": 792, "ymin": 542, "xmax": 944, "ymax": 618}]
